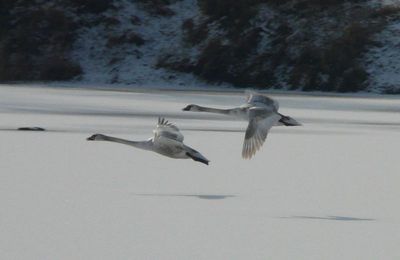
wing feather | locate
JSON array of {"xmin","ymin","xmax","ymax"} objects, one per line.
[
  {"xmin": 154, "ymin": 117, "xmax": 184, "ymax": 142},
  {"xmin": 245, "ymin": 90, "xmax": 279, "ymax": 111},
  {"xmin": 242, "ymin": 113, "xmax": 281, "ymax": 159}
]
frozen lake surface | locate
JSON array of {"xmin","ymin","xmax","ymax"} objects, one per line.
[{"xmin": 1, "ymin": 85, "xmax": 400, "ymax": 259}]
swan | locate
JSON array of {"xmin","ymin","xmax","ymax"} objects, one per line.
[
  {"xmin": 87, "ymin": 118, "xmax": 209, "ymax": 165},
  {"xmin": 182, "ymin": 91, "xmax": 301, "ymax": 159}
]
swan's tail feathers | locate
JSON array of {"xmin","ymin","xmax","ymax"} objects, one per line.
[
  {"xmin": 185, "ymin": 150, "xmax": 210, "ymax": 165},
  {"xmin": 278, "ymin": 114, "xmax": 302, "ymax": 126},
  {"xmin": 186, "ymin": 152, "xmax": 209, "ymax": 165}
]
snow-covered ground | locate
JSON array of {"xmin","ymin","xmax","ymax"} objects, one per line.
[{"xmin": 1, "ymin": 84, "xmax": 400, "ymax": 259}]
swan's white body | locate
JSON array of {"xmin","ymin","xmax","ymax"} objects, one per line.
[
  {"xmin": 183, "ymin": 91, "xmax": 301, "ymax": 159},
  {"xmin": 87, "ymin": 118, "xmax": 209, "ymax": 165}
]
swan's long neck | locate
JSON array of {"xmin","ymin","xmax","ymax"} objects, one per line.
[
  {"xmin": 101, "ymin": 135, "xmax": 153, "ymax": 150},
  {"xmin": 195, "ymin": 105, "xmax": 233, "ymax": 115}
]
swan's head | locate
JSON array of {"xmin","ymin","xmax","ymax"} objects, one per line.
[
  {"xmin": 182, "ymin": 104, "xmax": 201, "ymax": 112},
  {"xmin": 87, "ymin": 134, "xmax": 107, "ymax": 141}
]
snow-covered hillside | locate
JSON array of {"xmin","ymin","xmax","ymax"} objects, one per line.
[
  {"xmin": 72, "ymin": 0, "xmax": 203, "ymax": 87},
  {"xmin": 1, "ymin": 0, "xmax": 400, "ymax": 93}
]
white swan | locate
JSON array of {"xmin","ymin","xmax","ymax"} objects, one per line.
[
  {"xmin": 182, "ymin": 91, "xmax": 301, "ymax": 159},
  {"xmin": 87, "ymin": 118, "xmax": 209, "ymax": 165}
]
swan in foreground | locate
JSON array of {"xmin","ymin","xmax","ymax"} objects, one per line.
[
  {"xmin": 183, "ymin": 91, "xmax": 301, "ymax": 159},
  {"xmin": 87, "ymin": 118, "xmax": 209, "ymax": 165}
]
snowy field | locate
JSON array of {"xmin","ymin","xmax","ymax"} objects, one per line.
[{"xmin": 1, "ymin": 85, "xmax": 400, "ymax": 259}]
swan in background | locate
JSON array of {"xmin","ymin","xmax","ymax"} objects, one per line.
[
  {"xmin": 87, "ymin": 118, "xmax": 209, "ymax": 165},
  {"xmin": 183, "ymin": 91, "xmax": 301, "ymax": 159}
]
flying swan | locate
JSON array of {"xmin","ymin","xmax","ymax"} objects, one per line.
[
  {"xmin": 87, "ymin": 118, "xmax": 209, "ymax": 165},
  {"xmin": 182, "ymin": 91, "xmax": 301, "ymax": 159}
]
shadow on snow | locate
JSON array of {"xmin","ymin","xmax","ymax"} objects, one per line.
[
  {"xmin": 280, "ymin": 215, "xmax": 375, "ymax": 221},
  {"xmin": 131, "ymin": 193, "xmax": 236, "ymax": 200}
]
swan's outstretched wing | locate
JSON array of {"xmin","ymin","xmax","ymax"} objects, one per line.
[
  {"xmin": 153, "ymin": 117, "xmax": 184, "ymax": 142},
  {"xmin": 242, "ymin": 113, "xmax": 281, "ymax": 159},
  {"xmin": 245, "ymin": 90, "xmax": 279, "ymax": 111}
]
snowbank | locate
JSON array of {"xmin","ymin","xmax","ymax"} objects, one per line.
[{"xmin": 1, "ymin": 85, "xmax": 400, "ymax": 259}]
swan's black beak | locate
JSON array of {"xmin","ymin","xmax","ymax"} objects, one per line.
[
  {"xmin": 87, "ymin": 135, "xmax": 96, "ymax": 141},
  {"xmin": 182, "ymin": 105, "xmax": 192, "ymax": 111}
]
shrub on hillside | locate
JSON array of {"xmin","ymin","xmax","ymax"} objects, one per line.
[
  {"xmin": 0, "ymin": 6, "xmax": 81, "ymax": 81},
  {"xmin": 194, "ymin": 39, "xmax": 233, "ymax": 82},
  {"xmin": 197, "ymin": 0, "xmax": 262, "ymax": 33},
  {"xmin": 322, "ymin": 23, "xmax": 374, "ymax": 91},
  {"xmin": 135, "ymin": 0, "xmax": 175, "ymax": 16},
  {"xmin": 192, "ymin": 27, "xmax": 263, "ymax": 85},
  {"xmin": 182, "ymin": 18, "xmax": 209, "ymax": 46},
  {"xmin": 156, "ymin": 55, "xmax": 195, "ymax": 73},
  {"xmin": 371, "ymin": 5, "xmax": 400, "ymax": 18},
  {"xmin": 68, "ymin": 0, "xmax": 114, "ymax": 13},
  {"xmin": 288, "ymin": 22, "xmax": 374, "ymax": 91},
  {"xmin": 106, "ymin": 32, "xmax": 145, "ymax": 48},
  {"xmin": 39, "ymin": 56, "xmax": 82, "ymax": 81}
]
